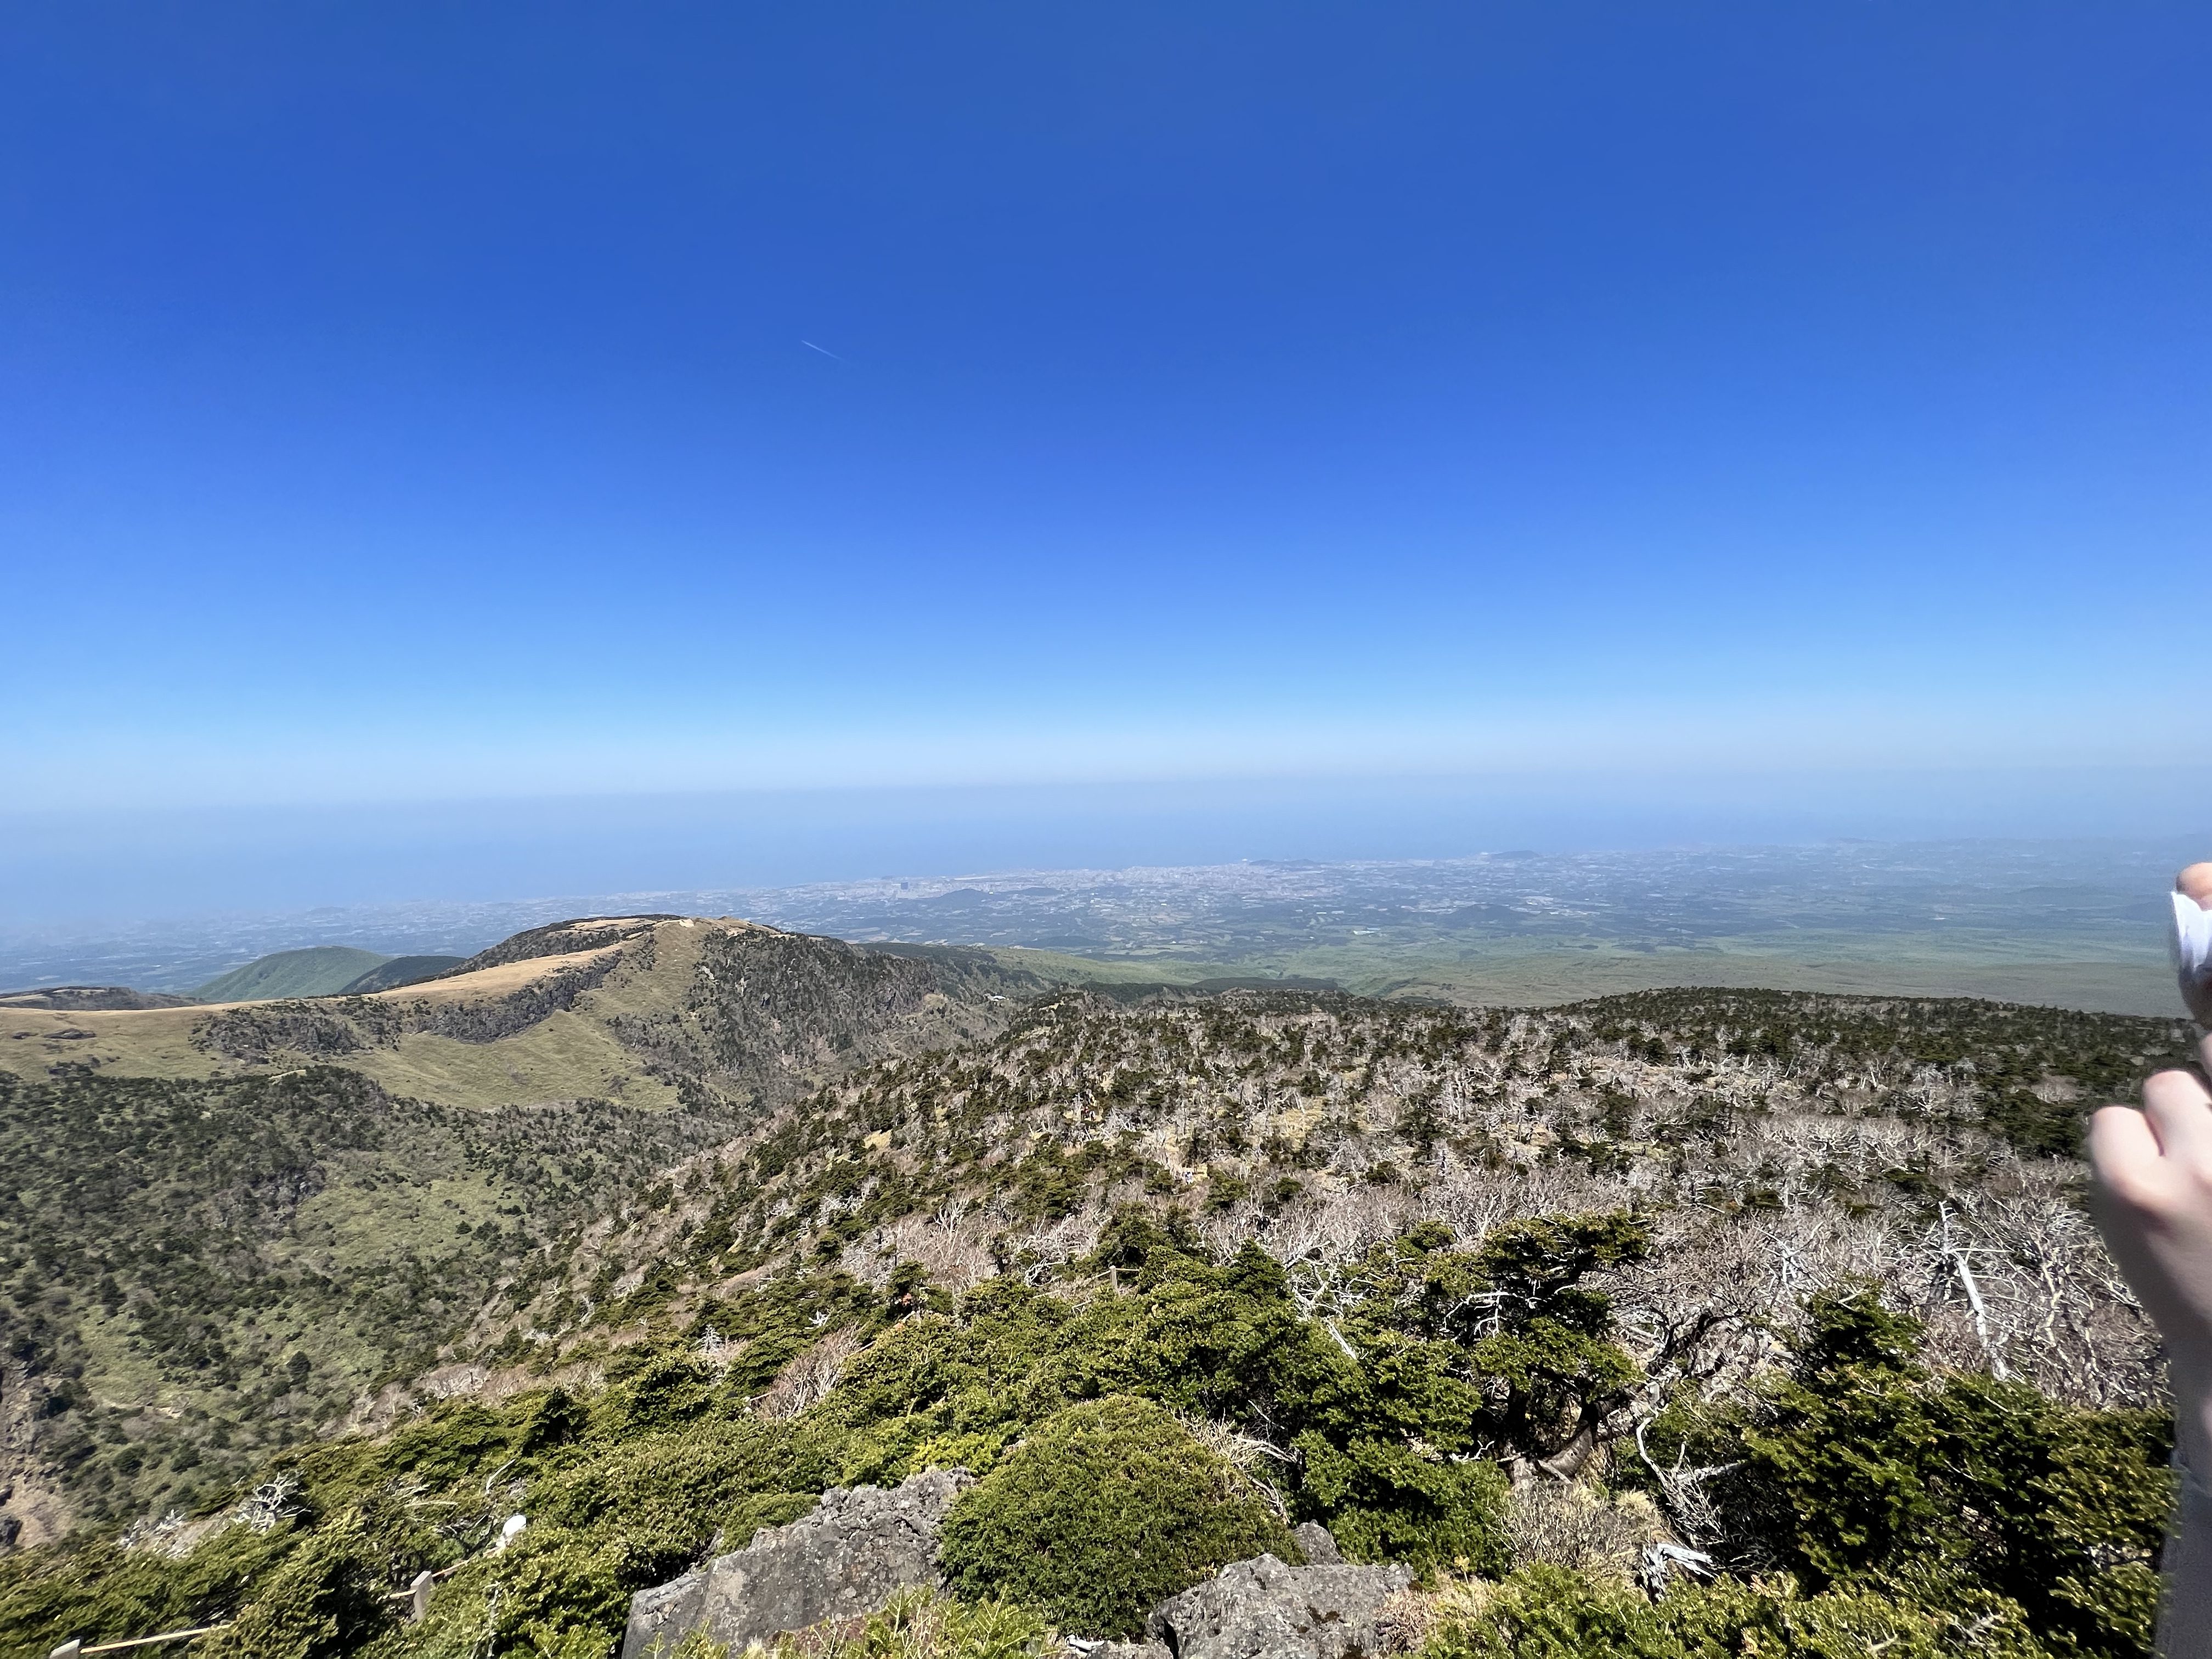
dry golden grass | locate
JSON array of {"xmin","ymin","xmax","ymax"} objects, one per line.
[
  {"xmin": 0, "ymin": 923, "xmax": 707, "ymax": 1089},
  {"xmin": 369, "ymin": 941, "xmax": 623, "ymax": 1001}
]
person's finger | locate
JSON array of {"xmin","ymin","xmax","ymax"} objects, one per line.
[
  {"xmin": 2090, "ymin": 1104, "xmax": 2168, "ymax": 1207},
  {"xmin": 2144, "ymin": 1068, "xmax": 2212, "ymax": 1161}
]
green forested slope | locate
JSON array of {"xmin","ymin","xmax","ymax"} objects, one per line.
[
  {"xmin": 194, "ymin": 949, "xmax": 392, "ymax": 1004},
  {"xmin": 0, "ymin": 920, "xmax": 1043, "ymax": 1538},
  {"xmin": 0, "ymin": 1065, "xmax": 738, "ymax": 1524}
]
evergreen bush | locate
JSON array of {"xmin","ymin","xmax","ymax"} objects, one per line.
[
  {"xmin": 935, "ymin": 1396, "xmax": 1296, "ymax": 1638},
  {"xmin": 1295, "ymin": 1434, "xmax": 1508, "ymax": 1572},
  {"xmin": 1415, "ymin": 1563, "xmax": 2022, "ymax": 1659},
  {"xmin": 1634, "ymin": 1288, "xmax": 2168, "ymax": 1658}
]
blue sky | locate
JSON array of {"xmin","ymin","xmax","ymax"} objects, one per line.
[{"xmin": 3, "ymin": 4, "xmax": 2209, "ymax": 855}]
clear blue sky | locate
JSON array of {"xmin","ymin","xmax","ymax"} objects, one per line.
[{"xmin": 3, "ymin": 3, "xmax": 2209, "ymax": 828}]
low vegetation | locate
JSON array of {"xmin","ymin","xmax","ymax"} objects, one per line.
[
  {"xmin": 0, "ymin": 1221, "xmax": 2170, "ymax": 1657},
  {"xmin": 529, "ymin": 986, "xmax": 2188, "ymax": 1421},
  {"xmin": 0, "ymin": 923, "xmax": 1044, "ymax": 1531},
  {"xmin": 0, "ymin": 917, "xmax": 2197, "ymax": 1658},
  {"xmin": 0, "ymin": 1068, "xmax": 741, "ymax": 1523}
]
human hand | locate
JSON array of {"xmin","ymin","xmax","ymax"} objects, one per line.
[
  {"xmin": 2179, "ymin": 863, "xmax": 2212, "ymax": 1027},
  {"xmin": 2090, "ymin": 864, "xmax": 2212, "ymax": 1472}
]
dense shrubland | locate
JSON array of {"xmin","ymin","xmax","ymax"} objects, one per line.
[
  {"xmin": 0, "ymin": 1215, "xmax": 2171, "ymax": 1657},
  {"xmin": 533, "ymin": 989, "xmax": 2186, "ymax": 1419},
  {"xmin": 0, "ymin": 1070, "xmax": 739, "ymax": 1523},
  {"xmin": 0, "ymin": 923, "xmax": 1042, "ymax": 1532},
  {"xmin": 2, "ymin": 978, "xmax": 2197, "ymax": 1657}
]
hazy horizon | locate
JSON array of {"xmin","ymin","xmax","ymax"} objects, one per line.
[
  {"xmin": 5, "ymin": 765, "xmax": 2209, "ymax": 930},
  {"xmin": 4, "ymin": 823, "xmax": 2200, "ymax": 1019}
]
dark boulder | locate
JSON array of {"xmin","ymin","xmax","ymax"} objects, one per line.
[
  {"xmin": 1146, "ymin": 1550, "xmax": 1411, "ymax": 1659},
  {"xmin": 621, "ymin": 1468, "xmax": 972, "ymax": 1659}
]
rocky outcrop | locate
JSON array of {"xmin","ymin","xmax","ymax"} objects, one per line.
[
  {"xmin": 620, "ymin": 1469, "xmax": 972, "ymax": 1659},
  {"xmin": 622, "ymin": 1488, "xmax": 1397, "ymax": 1659},
  {"xmin": 0, "ymin": 987, "xmax": 198, "ymax": 1012},
  {"xmin": 1146, "ymin": 1550, "xmax": 1412, "ymax": 1659}
]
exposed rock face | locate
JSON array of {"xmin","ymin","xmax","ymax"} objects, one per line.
[
  {"xmin": 0, "ymin": 986, "xmax": 198, "ymax": 1012},
  {"xmin": 1290, "ymin": 1521, "xmax": 1342, "ymax": 1565},
  {"xmin": 620, "ymin": 1469, "xmax": 972, "ymax": 1659},
  {"xmin": 1146, "ymin": 1551, "xmax": 1412, "ymax": 1659}
]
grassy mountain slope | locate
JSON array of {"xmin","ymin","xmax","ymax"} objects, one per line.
[
  {"xmin": 0, "ymin": 918, "xmax": 1043, "ymax": 1542},
  {"xmin": 335, "ymin": 956, "xmax": 466, "ymax": 994},
  {"xmin": 0, "ymin": 1066, "xmax": 734, "ymax": 1546},
  {"xmin": 194, "ymin": 948, "xmax": 392, "ymax": 1003}
]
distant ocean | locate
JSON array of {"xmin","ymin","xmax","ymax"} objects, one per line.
[{"xmin": 0, "ymin": 768, "xmax": 2203, "ymax": 1008}]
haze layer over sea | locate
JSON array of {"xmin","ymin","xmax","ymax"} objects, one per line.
[{"xmin": 1, "ymin": 838, "xmax": 2193, "ymax": 1015}]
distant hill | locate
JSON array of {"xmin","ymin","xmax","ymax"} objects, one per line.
[
  {"xmin": 336, "ymin": 953, "xmax": 466, "ymax": 994},
  {"xmin": 194, "ymin": 945, "xmax": 390, "ymax": 1002},
  {"xmin": 0, "ymin": 985, "xmax": 199, "ymax": 1012}
]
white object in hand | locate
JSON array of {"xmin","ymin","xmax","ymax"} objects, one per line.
[{"xmin": 2175, "ymin": 890, "xmax": 2212, "ymax": 1022}]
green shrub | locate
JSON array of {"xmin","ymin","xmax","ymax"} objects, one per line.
[
  {"xmin": 832, "ymin": 1587, "xmax": 1049, "ymax": 1659},
  {"xmin": 935, "ymin": 1396, "xmax": 1296, "ymax": 1639},
  {"xmin": 1294, "ymin": 1434, "xmax": 1508, "ymax": 1573},
  {"xmin": 372, "ymin": 1523, "xmax": 650, "ymax": 1659},
  {"xmin": 1632, "ymin": 1288, "xmax": 2167, "ymax": 1659},
  {"xmin": 1415, "ymin": 1564, "xmax": 2032, "ymax": 1659},
  {"xmin": 1024, "ymin": 1244, "xmax": 1334, "ymax": 1426},
  {"xmin": 591, "ymin": 1356, "xmax": 724, "ymax": 1438},
  {"xmin": 0, "ymin": 1523, "xmax": 300, "ymax": 1659},
  {"xmin": 519, "ymin": 1388, "xmax": 589, "ymax": 1453},
  {"xmin": 290, "ymin": 1400, "xmax": 524, "ymax": 1521},
  {"xmin": 205, "ymin": 1498, "xmax": 437, "ymax": 1659},
  {"xmin": 530, "ymin": 1418, "xmax": 844, "ymax": 1572},
  {"xmin": 1744, "ymin": 1291, "xmax": 2166, "ymax": 1657},
  {"xmin": 12, "ymin": 1222, "xmax": 2173, "ymax": 1659}
]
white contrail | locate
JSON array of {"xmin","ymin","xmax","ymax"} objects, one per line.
[{"xmin": 800, "ymin": 340, "xmax": 845, "ymax": 360}]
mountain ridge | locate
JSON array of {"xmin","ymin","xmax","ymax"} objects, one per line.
[
  {"xmin": 337, "ymin": 955, "xmax": 466, "ymax": 994},
  {"xmin": 0, "ymin": 986, "xmax": 200, "ymax": 1012}
]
